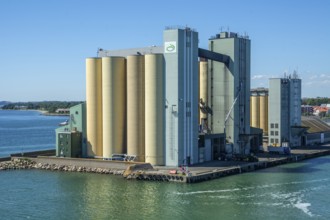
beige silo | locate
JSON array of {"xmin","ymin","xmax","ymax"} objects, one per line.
[
  {"xmin": 145, "ymin": 54, "xmax": 164, "ymax": 165},
  {"xmin": 86, "ymin": 57, "xmax": 103, "ymax": 157},
  {"xmin": 127, "ymin": 55, "xmax": 145, "ymax": 162},
  {"xmin": 259, "ymin": 95, "xmax": 268, "ymax": 135},
  {"xmin": 102, "ymin": 57, "xmax": 126, "ymax": 158},
  {"xmin": 199, "ymin": 61, "xmax": 208, "ymax": 124},
  {"xmin": 250, "ymin": 96, "xmax": 260, "ymax": 128}
]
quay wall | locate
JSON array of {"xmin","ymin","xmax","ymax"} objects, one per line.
[
  {"xmin": 186, "ymin": 149, "xmax": 330, "ymax": 183},
  {"xmin": 10, "ymin": 149, "xmax": 55, "ymax": 157},
  {"xmin": 0, "ymin": 157, "xmax": 11, "ymax": 162},
  {"xmin": 2, "ymin": 146, "xmax": 330, "ymax": 184}
]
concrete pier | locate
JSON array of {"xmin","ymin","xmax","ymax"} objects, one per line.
[
  {"xmin": 131, "ymin": 145, "xmax": 330, "ymax": 183},
  {"xmin": 1, "ymin": 145, "xmax": 330, "ymax": 184}
]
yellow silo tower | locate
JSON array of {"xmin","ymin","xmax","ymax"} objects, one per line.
[
  {"xmin": 250, "ymin": 95, "xmax": 260, "ymax": 128},
  {"xmin": 145, "ymin": 54, "xmax": 165, "ymax": 165},
  {"xmin": 127, "ymin": 55, "xmax": 145, "ymax": 162},
  {"xmin": 251, "ymin": 88, "xmax": 269, "ymax": 136},
  {"xmin": 102, "ymin": 57, "xmax": 126, "ymax": 158},
  {"xmin": 86, "ymin": 57, "xmax": 103, "ymax": 157}
]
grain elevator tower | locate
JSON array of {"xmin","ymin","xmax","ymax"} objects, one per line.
[
  {"xmin": 208, "ymin": 32, "xmax": 251, "ymax": 155},
  {"xmin": 164, "ymin": 27, "xmax": 199, "ymax": 166}
]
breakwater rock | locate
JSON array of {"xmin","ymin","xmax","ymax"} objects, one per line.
[
  {"xmin": 0, "ymin": 158, "xmax": 124, "ymax": 175},
  {"xmin": 0, "ymin": 158, "xmax": 36, "ymax": 170}
]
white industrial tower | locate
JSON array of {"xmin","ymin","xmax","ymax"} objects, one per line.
[
  {"xmin": 268, "ymin": 74, "xmax": 302, "ymax": 147},
  {"xmin": 208, "ymin": 32, "xmax": 251, "ymax": 155},
  {"xmin": 164, "ymin": 27, "xmax": 199, "ymax": 166}
]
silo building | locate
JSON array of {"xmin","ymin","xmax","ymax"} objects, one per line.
[
  {"xmin": 58, "ymin": 27, "xmax": 256, "ymax": 167},
  {"xmin": 268, "ymin": 74, "xmax": 303, "ymax": 147},
  {"xmin": 250, "ymin": 88, "xmax": 269, "ymax": 136},
  {"xmin": 208, "ymin": 32, "xmax": 251, "ymax": 155}
]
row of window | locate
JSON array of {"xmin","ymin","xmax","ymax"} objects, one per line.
[
  {"xmin": 270, "ymin": 130, "xmax": 279, "ymax": 136},
  {"xmin": 270, "ymin": 123, "xmax": 279, "ymax": 129},
  {"xmin": 59, "ymin": 141, "xmax": 69, "ymax": 146},
  {"xmin": 59, "ymin": 134, "xmax": 70, "ymax": 139},
  {"xmin": 270, "ymin": 138, "xmax": 279, "ymax": 144}
]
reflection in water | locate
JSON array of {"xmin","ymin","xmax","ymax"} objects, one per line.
[{"xmin": 1, "ymin": 156, "xmax": 330, "ymax": 220}]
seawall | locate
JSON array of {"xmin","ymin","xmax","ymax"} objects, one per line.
[{"xmin": 1, "ymin": 145, "xmax": 330, "ymax": 184}]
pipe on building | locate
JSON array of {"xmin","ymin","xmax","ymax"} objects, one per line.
[{"xmin": 199, "ymin": 61, "xmax": 208, "ymax": 124}]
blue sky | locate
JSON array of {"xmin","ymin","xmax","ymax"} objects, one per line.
[{"xmin": 1, "ymin": 0, "xmax": 329, "ymax": 101}]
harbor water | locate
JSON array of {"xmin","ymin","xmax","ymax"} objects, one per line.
[
  {"xmin": 1, "ymin": 159, "xmax": 330, "ymax": 219},
  {"xmin": 0, "ymin": 110, "xmax": 67, "ymax": 157},
  {"xmin": 1, "ymin": 110, "xmax": 330, "ymax": 219}
]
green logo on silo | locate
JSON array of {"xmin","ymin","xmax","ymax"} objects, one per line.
[
  {"xmin": 166, "ymin": 44, "xmax": 175, "ymax": 52},
  {"xmin": 164, "ymin": 41, "xmax": 177, "ymax": 53}
]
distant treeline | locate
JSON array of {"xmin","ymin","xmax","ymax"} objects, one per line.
[
  {"xmin": 1, "ymin": 101, "xmax": 83, "ymax": 113},
  {"xmin": 302, "ymin": 97, "xmax": 330, "ymax": 106}
]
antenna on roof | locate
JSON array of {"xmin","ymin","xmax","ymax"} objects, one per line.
[
  {"xmin": 97, "ymin": 48, "xmax": 103, "ymax": 57},
  {"xmin": 293, "ymin": 70, "xmax": 299, "ymax": 79}
]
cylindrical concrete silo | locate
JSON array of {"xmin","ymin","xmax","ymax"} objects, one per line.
[
  {"xmin": 145, "ymin": 54, "xmax": 164, "ymax": 165},
  {"xmin": 102, "ymin": 57, "xmax": 126, "ymax": 158},
  {"xmin": 259, "ymin": 95, "xmax": 268, "ymax": 135},
  {"xmin": 86, "ymin": 57, "xmax": 103, "ymax": 157},
  {"xmin": 127, "ymin": 55, "xmax": 145, "ymax": 162},
  {"xmin": 199, "ymin": 61, "xmax": 208, "ymax": 124},
  {"xmin": 250, "ymin": 96, "xmax": 260, "ymax": 128}
]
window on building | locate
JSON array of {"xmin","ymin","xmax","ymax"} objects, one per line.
[
  {"xmin": 271, "ymin": 123, "xmax": 274, "ymax": 128},
  {"xmin": 271, "ymin": 131, "xmax": 274, "ymax": 135},
  {"xmin": 275, "ymin": 123, "xmax": 279, "ymax": 128},
  {"xmin": 275, "ymin": 131, "xmax": 279, "ymax": 136},
  {"xmin": 270, "ymin": 138, "xmax": 274, "ymax": 143},
  {"xmin": 275, "ymin": 139, "xmax": 279, "ymax": 143}
]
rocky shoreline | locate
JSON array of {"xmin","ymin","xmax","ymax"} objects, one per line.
[{"xmin": 0, "ymin": 158, "xmax": 124, "ymax": 175}]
